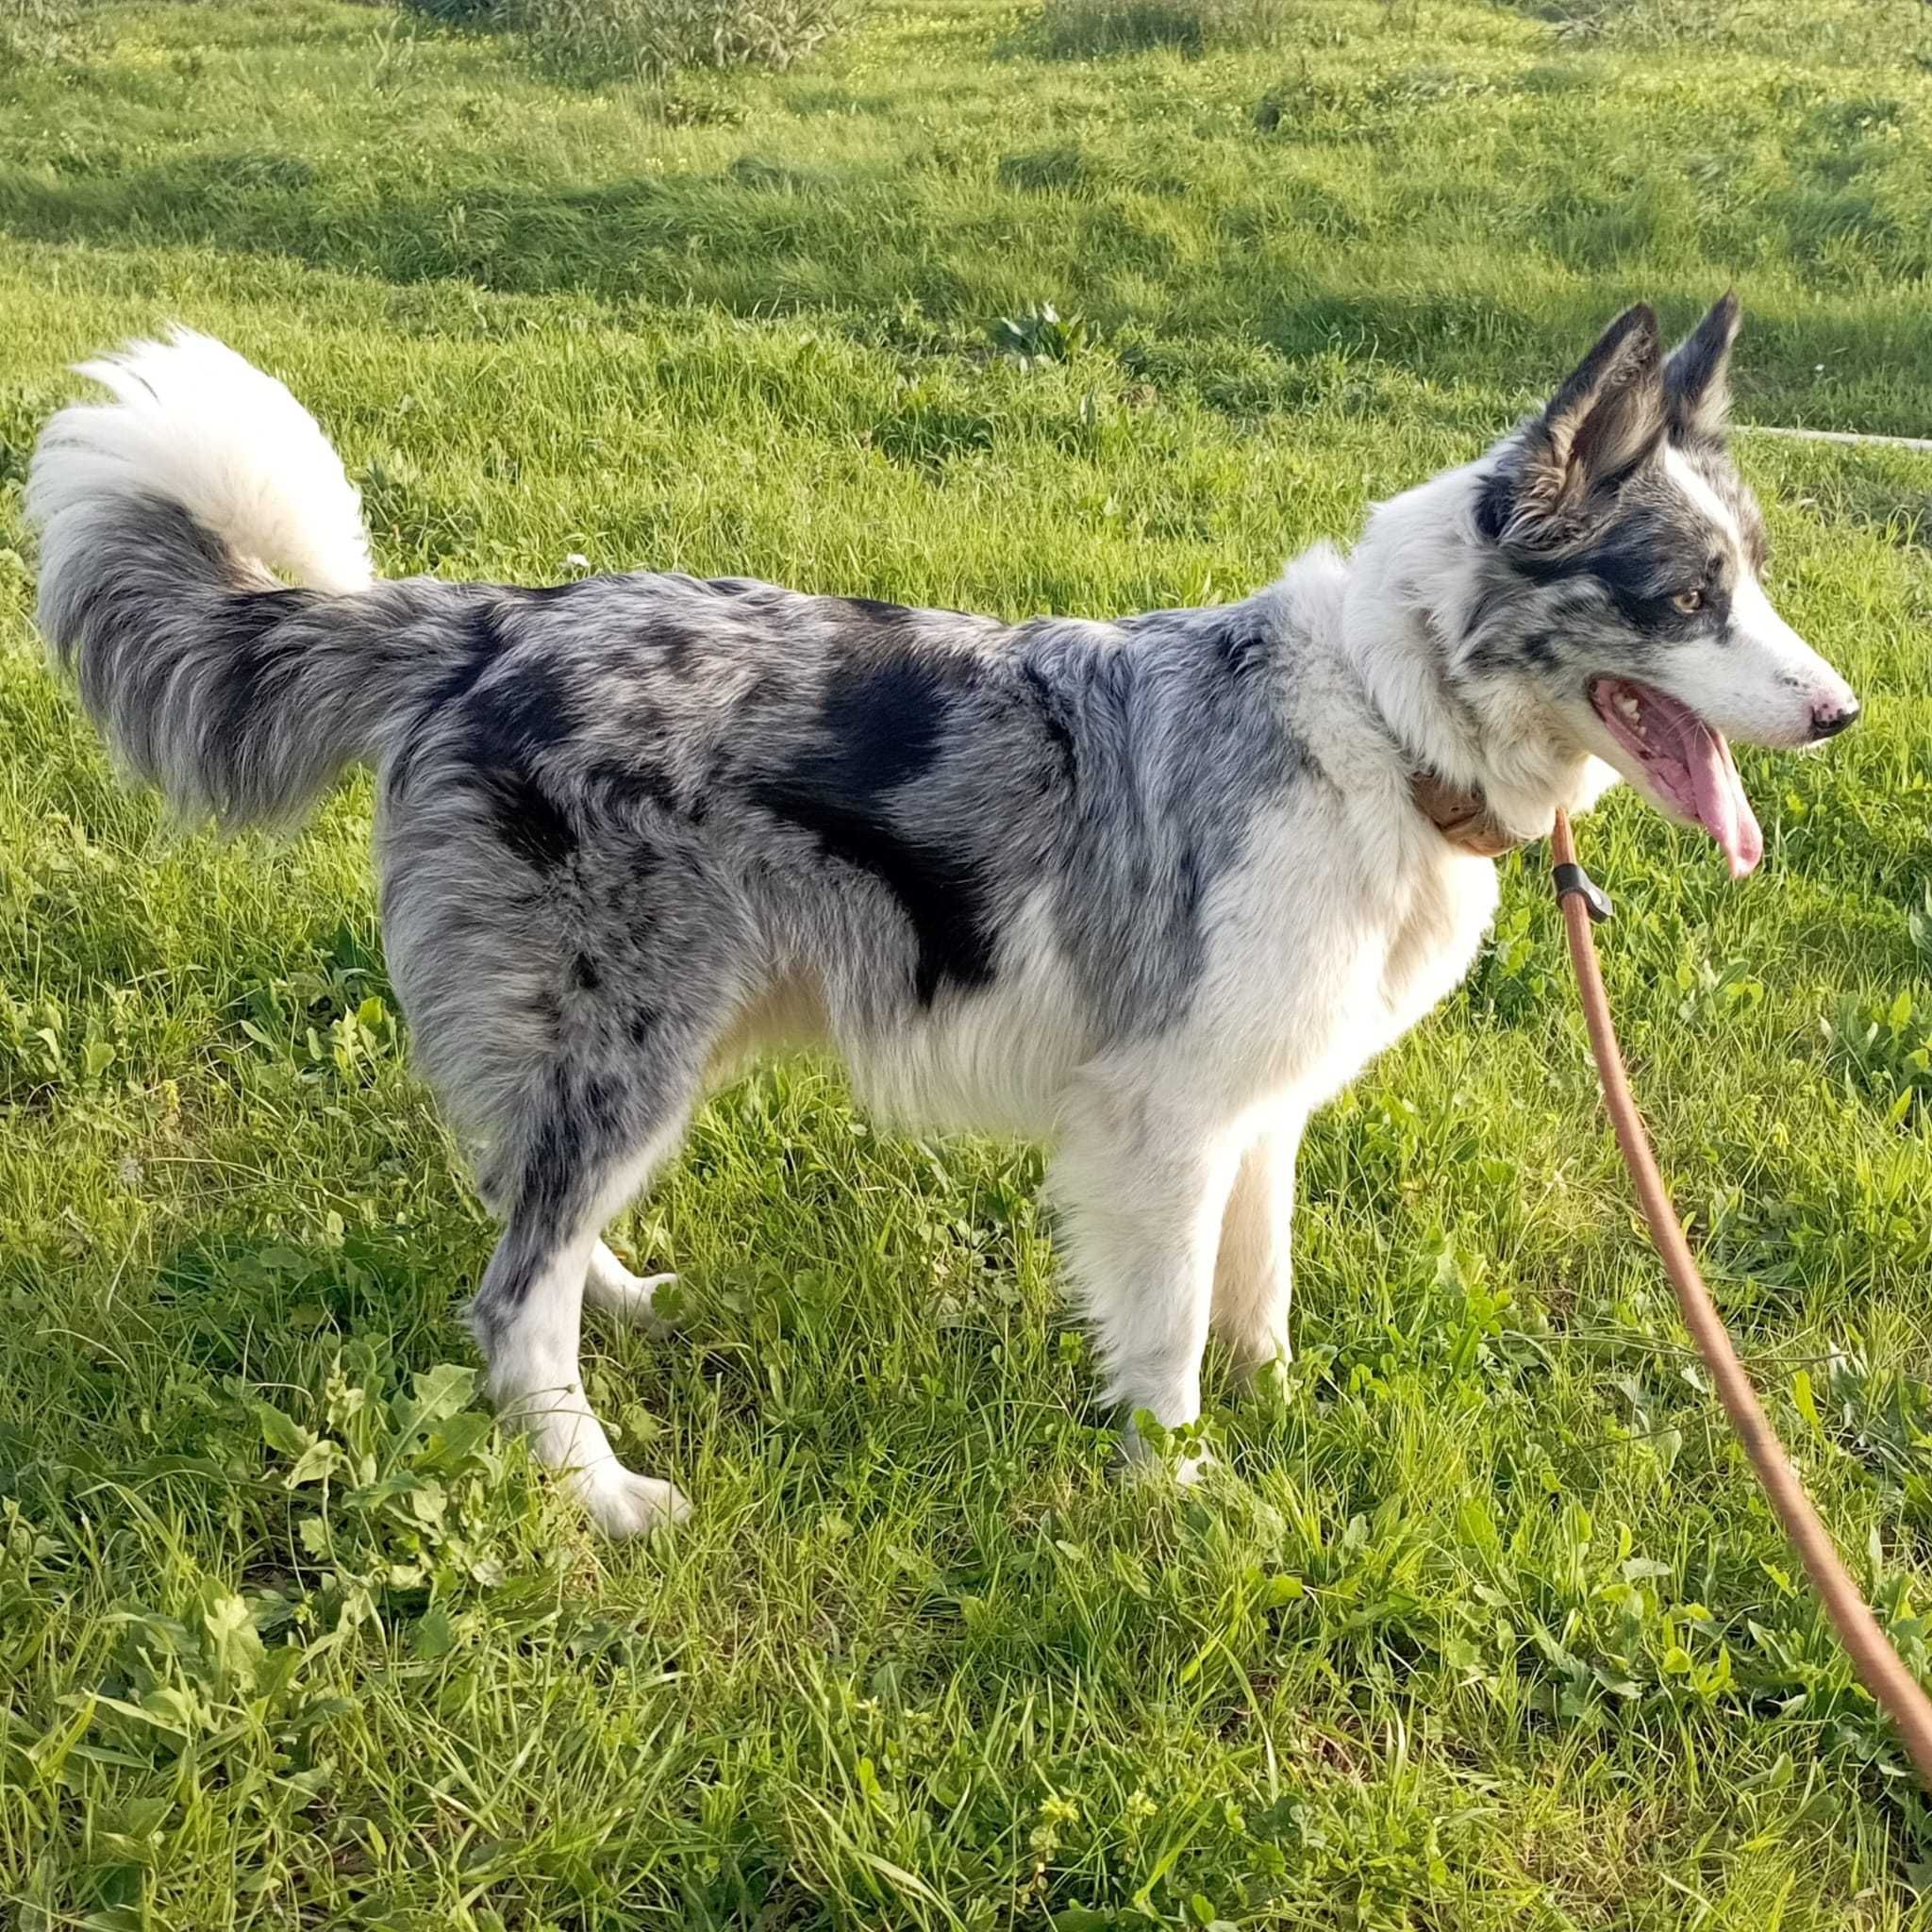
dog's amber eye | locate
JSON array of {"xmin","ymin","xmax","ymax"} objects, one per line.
[{"xmin": 1672, "ymin": 588, "xmax": 1705, "ymax": 614}]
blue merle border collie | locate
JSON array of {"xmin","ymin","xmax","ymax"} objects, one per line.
[{"xmin": 28, "ymin": 298, "xmax": 1859, "ymax": 1536}]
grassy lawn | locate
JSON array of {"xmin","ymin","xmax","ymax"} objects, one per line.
[{"xmin": 3, "ymin": 0, "xmax": 1932, "ymax": 1924}]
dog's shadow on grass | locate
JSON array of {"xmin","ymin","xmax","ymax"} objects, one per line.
[
  {"xmin": 0, "ymin": 1217, "xmax": 470, "ymax": 1509},
  {"xmin": 139, "ymin": 1220, "xmax": 479, "ymax": 1391}
]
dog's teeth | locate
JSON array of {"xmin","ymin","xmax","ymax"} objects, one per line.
[{"xmin": 1615, "ymin": 691, "xmax": 1643, "ymax": 726}]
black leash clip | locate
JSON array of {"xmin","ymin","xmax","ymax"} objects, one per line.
[{"xmin": 1552, "ymin": 861, "xmax": 1613, "ymax": 924}]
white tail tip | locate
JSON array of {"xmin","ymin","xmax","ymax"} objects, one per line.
[{"xmin": 28, "ymin": 326, "xmax": 375, "ymax": 596}]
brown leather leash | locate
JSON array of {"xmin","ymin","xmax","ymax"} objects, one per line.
[{"xmin": 1549, "ymin": 807, "xmax": 1932, "ymax": 1786}]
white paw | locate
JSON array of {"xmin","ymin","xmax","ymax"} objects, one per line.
[
  {"xmin": 1115, "ymin": 1424, "xmax": 1217, "ymax": 1487},
  {"xmin": 573, "ymin": 1463, "xmax": 691, "ymax": 1539},
  {"xmin": 588, "ymin": 1262, "xmax": 680, "ymax": 1337},
  {"xmin": 1236, "ymin": 1335, "xmax": 1292, "ymax": 1378},
  {"xmin": 1241, "ymin": 1346, "xmax": 1293, "ymax": 1407}
]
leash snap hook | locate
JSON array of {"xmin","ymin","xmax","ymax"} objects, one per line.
[{"xmin": 1552, "ymin": 860, "xmax": 1613, "ymax": 924}]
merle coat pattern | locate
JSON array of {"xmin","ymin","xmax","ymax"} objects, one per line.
[{"xmin": 28, "ymin": 303, "xmax": 1859, "ymax": 1534}]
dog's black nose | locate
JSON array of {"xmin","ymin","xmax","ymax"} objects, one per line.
[{"xmin": 1808, "ymin": 700, "xmax": 1860, "ymax": 741}]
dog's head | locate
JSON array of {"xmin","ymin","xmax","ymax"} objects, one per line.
[{"xmin": 1461, "ymin": 296, "xmax": 1858, "ymax": 875}]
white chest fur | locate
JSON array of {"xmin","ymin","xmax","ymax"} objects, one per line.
[
  {"xmin": 1374, "ymin": 843, "xmax": 1501, "ymax": 1040},
  {"xmin": 1184, "ymin": 794, "xmax": 1502, "ymax": 1126}
]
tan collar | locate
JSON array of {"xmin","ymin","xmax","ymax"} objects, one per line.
[{"xmin": 1408, "ymin": 770, "xmax": 1527, "ymax": 858}]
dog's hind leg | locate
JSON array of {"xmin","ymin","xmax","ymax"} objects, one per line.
[
  {"xmin": 375, "ymin": 740, "xmax": 741, "ymax": 1533},
  {"xmin": 1210, "ymin": 1115, "xmax": 1302, "ymax": 1379},
  {"xmin": 469, "ymin": 1074, "xmax": 700, "ymax": 1539},
  {"xmin": 584, "ymin": 1241, "xmax": 679, "ymax": 1335},
  {"xmin": 1050, "ymin": 1086, "xmax": 1242, "ymax": 1477}
]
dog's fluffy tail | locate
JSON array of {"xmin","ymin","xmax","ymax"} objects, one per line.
[{"xmin": 28, "ymin": 329, "xmax": 441, "ymax": 828}]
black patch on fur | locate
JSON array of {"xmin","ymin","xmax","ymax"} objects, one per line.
[
  {"xmin": 571, "ymin": 953, "xmax": 602, "ymax": 991},
  {"xmin": 755, "ymin": 782, "xmax": 998, "ymax": 1004},
  {"xmin": 391, "ymin": 602, "xmax": 514, "ymax": 794},
  {"xmin": 404, "ymin": 618, "xmax": 583, "ymax": 808},
  {"xmin": 465, "ymin": 650, "xmax": 581, "ymax": 768},
  {"xmin": 433, "ymin": 603, "xmax": 515, "ymax": 713},
  {"xmin": 753, "ymin": 655, "xmax": 996, "ymax": 1005},
  {"xmin": 627, "ymin": 1006, "xmax": 659, "ymax": 1046},
  {"xmin": 1474, "ymin": 468, "xmax": 1513, "ymax": 542},
  {"xmin": 476, "ymin": 764, "xmax": 578, "ymax": 874},
  {"xmin": 840, "ymin": 595, "xmax": 922, "ymax": 637},
  {"xmin": 816, "ymin": 654, "xmax": 959, "ymax": 796},
  {"xmin": 1020, "ymin": 660, "xmax": 1077, "ymax": 782},
  {"xmin": 1520, "ymin": 631, "xmax": 1556, "ymax": 670},
  {"xmin": 449, "ymin": 647, "xmax": 588, "ymax": 871}
]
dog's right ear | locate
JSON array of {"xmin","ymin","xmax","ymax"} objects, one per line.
[{"xmin": 1478, "ymin": 306, "xmax": 1665, "ymax": 553}]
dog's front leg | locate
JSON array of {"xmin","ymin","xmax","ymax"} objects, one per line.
[
  {"xmin": 1210, "ymin": 1115, "xmax": 1303, "ymax": 1379},
  {"xmin": 1050, "ymin": 1095, "xmax": 1241, "ymax": 1477}
]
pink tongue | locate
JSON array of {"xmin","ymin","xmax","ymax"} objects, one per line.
[{"xmin": 1682, "ymin": 722, "xmax": 1763, "ymax": 878}]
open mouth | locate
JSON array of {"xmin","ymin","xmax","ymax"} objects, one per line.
[{"xmin": 1590, "ymin": 676, "xmax": 1764, "ymax": 878}]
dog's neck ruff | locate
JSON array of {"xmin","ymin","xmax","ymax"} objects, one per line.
[
  {"xmin": 1407, "ymin": 770, "xmax": 1527, "ymax": 858},
  {"xmin": 1351, "ymin": 672, "xmax": 1528, "ymax": 858}
]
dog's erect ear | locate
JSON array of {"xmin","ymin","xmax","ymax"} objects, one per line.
[
  {"xmin": 1488, "ymin": 305, "xmax": 1664, "ymax": 552},
  {"xmin": 1663, "ymin": 291, "xmax": 1740, "ymax": 445}
]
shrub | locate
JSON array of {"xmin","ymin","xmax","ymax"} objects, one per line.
[
  {"xmin": 506, "ymin": 0, "xmax": 850, "ymax": 76},
  {"xmin": 1032, "ymin": 0, "xmax": 1289, "ymax": 57},
  {"xmin": 0, "ymin": 0, "xmax": 95, "ymax": 70},
  {"xmin": 400, "ymin": 0, "xmax": 498, "ymax": 20},
  {"xmin": 1492, "ymin": 0, "xmax": 1930, "ymax": 60}
]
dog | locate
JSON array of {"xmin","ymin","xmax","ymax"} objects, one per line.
[{"xmin": 27, "ymin": 296, "xmax": 1860, "ymax": 1536}]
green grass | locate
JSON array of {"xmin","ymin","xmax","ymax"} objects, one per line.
[{"xmin": 2, "ymin": 0, "xmax": 1932, "ymax": 1924}]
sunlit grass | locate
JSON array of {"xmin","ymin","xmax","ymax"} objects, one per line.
[{"xmin": 2, "ymin": 0, "xmax": 1931, "ymax": 1924}]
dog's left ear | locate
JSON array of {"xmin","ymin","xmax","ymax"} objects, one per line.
[{"xmin": 1663, "ymin": 292, "xmax": 1741, "ymax": 445}]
